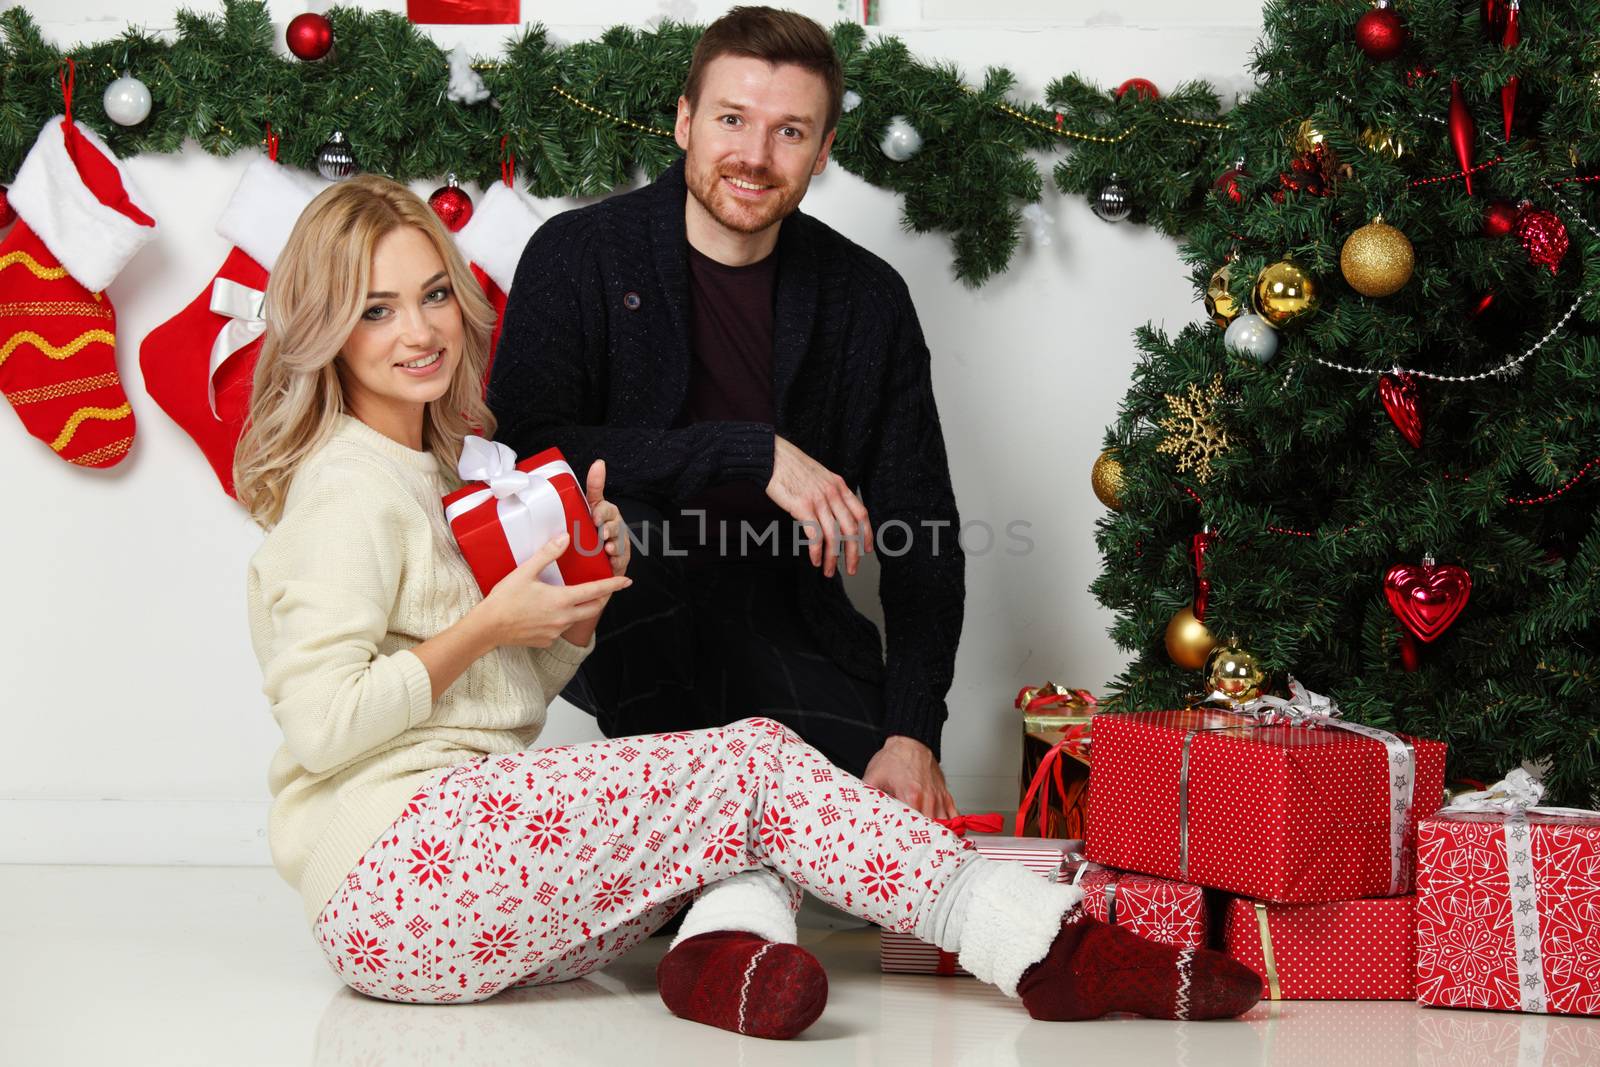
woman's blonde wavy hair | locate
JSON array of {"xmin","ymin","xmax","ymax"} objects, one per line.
[{"xmin": 233, "ymin": 173, "xmax": 497, "ymax": 528}]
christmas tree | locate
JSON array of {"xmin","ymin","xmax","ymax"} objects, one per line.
[{"xmin": 1089, "ymin": 0, "xmax": 1600, "ymax": 805}]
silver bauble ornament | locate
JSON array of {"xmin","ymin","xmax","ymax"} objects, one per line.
[
  {"xmin": 316, "ymin": 131, "xmax": 359, "ymax": 181},
  {"xmin": 880, "ymin": 116, "xmax": 923, "ymax": 162},
  {"xmin": 103, "ymin": 73, "xmax": 152, "ymax": 127},
  {"xmin": 1091, "ymin": 175, "xmax": 1132, "ymax": 223},
  {"xmin": 1223, "ymin": 312, "xmax": 1280, "ymax": 363}
]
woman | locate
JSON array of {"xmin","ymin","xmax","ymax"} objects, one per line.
[{"xmin": 237, "ymin": 175, "xmax": 1258, "ymax": 1037}]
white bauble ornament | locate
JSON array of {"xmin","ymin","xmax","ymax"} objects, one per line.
[
  {"xmin": 880, "ymin": 116, "xmax": 923, "ymax": 162},
  {"xmin": 1223, "ymin": 312, "xmax": 1280, "ymax": 363},
  {"xmin": 103, "ymin": 73, "xmax": 152, "ymax": 126}
]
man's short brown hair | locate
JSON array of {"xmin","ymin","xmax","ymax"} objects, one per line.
[{"xmin": 683, "ymin": 6, "xmax": 845, "ymax": 133}]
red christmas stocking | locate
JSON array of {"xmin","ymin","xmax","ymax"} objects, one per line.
[
  {"xmin": 656, "ymin": 931, "xmax": 828, "ymax": 1039},
  {"xmin": 138, "ymin": 157, "xmax": 324, "ymax": 496},
  {"xmin": 455, "ymin": 180, "xmax": 544, "ymax": 384},
  {"xmin": 1, "ymin": 114, "xmax": 156, "ymax": 468}
]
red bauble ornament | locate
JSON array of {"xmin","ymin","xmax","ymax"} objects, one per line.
[
  {"xmin": 1115, "ymin": 78, "xmax": 1160, "ymax": 101},
  {"xmin": 428, "ymin": 174, "xmax": 474, "ymax": 232},
  {"xmin": 1355, "ymin": 6, "xmax": 1408, "ymax": 61},
  {"xmin": 1513, "ymin": 206, "xmax": 1569, "ymax": 274},
  {"xmin": 1384, "ymin": 557, "xmax": 1472, "ymax": 644},
  {"xmin": 1482, "ymin": 198, "xmax": 1520, "ymax": 238},
  {"xmin": 1214, "ymin": 160, "xmax": 1247, "ymax": 204},
  {"xmin": 1378, "ymin": 372, "xmax": 1422, "ymax": 449},
  {"xmin": 286, "ymin": 13, "xmax": 334, "ymax": 61},
  {"xmin": 0, "ymin": 184, "xmax": 14, "ymax": 228},
  {"xmin": 1449, "ymin": 79, "xmax": 1477, "ymax": 196}
]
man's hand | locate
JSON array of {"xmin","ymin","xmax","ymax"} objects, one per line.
[
  {"xmin": 766, "ymin": 435, "xmax": 873, "ymax": 577},
  {"xmin": 862, "ymin": 736, "xmax": 957, "ymax": 819}
]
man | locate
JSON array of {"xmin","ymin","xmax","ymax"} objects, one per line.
[{"xmin": 488, "ymin": 6, "xmax": 963, "ymax": 817}]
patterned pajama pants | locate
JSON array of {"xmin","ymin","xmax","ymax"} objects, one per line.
[{"xmin": 311, "ymin": 717, "xmax": 978, "ymax": 1004}]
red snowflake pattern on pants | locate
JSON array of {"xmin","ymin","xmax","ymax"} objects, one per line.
[{"xmin": 312, "ymin": 718, "xmax": 976, "ymax": 1003}]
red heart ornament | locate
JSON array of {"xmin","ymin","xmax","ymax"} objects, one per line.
[
  {"xmin": 1379, "ymin": 372, "xmax": 1422, "ymax": 448},
  {"xmin": 1384, "ymin": 560, "xmax": 1472, "ymax": 643}
]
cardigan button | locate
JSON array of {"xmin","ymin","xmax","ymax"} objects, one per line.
[{"xmin": 623, "ymin": 291, "xmax": 641, "ymax": 310}]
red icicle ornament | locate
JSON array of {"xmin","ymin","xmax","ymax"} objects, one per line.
[
  {"xmin": 1449, "ymin": 80, "xmax": 1477, "ymax": 195},
  {"xmin": 1500, "ymin": 1, "xmax": 1520, "ymax": 141}
]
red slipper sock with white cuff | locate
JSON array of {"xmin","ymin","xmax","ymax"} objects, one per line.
[
  {"xmin": 655, "ymin": 869, "xmax": 827, "ymax": 1040},
  {"xmin": 952, "ymin": 859, "xmax": 1259, "ymax": 1021}
]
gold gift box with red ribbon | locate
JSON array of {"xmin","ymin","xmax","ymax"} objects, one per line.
[{"xmin": 1016, "ymin": 682, "xmax": 1096, "ymax": 840}]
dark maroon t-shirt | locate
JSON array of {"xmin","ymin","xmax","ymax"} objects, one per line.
[{"xmin": 674, "ymin": 244, "xmax": 793, "ymax": 559}]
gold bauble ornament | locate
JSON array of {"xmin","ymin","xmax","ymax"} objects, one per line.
[
  {"xmin": 1090, "ymin": 450, "xmax": 1125, "ymax": 510},
  {"xmin": 1340, "ymin": 217, "xmax": 1414, "ymax": 297},
  {"xmin": 1205, "ymin": 638, "xmax": 1267, "ymax": 703},
  {"xmin": 1165, "ymin": 604, "xmax": 1216, "ymax": 670},
  {"xmin": 1205, "ymin": 264, "xmax": 1241, "ymax": 329},
  {"xmin": 1293, "ymin": 118, "xmax": 1330, "ymax": 155},
  {"xmin": 1253, "ymin": 260, "xmax": 1319, "ymax": 327},
  {"xmin": 1360, "ymin": 126, "xmax": 1406, "ymax": 160}
]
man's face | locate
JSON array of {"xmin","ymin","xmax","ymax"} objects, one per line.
[{"xmin": 676, "ymin": 55, "xmax": 836, "ymax": 237}]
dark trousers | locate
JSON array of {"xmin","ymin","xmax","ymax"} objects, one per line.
[{"xmin": 559, "ymin": 499, "xmax": 886, "ymax": 777}]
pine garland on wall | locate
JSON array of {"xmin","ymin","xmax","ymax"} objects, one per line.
[{"xmin": 0, "ymin": 0, "xmax": 1233, "ymax": 285}]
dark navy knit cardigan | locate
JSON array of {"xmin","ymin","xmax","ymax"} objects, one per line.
[{"xmin": 486, "ymin": 158, "xmax": 965, "ymax": 756}]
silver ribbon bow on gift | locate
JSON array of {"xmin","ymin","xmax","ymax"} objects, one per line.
[
  {"xmin": 447, "ymin": 436, "xmax": 583, "ymax": 587},
  {"xmin": 1229, "ymin": 675, "xmax": 1341, "ymax": 725},
  {"xmin": 207, "ymin": 277, "xmax": 266, "ymax": 418},
  {"xmin": 1438, "ymin": 769, "xmax": 1600, "ymax": 1014}
]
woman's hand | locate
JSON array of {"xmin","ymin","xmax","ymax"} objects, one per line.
[{"xmin": 477, "ymin": 533, "xmax": 632, "ymax": 649}]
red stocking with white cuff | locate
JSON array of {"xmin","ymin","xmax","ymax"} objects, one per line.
[
  {"xmin": 1, "ymin": 111, "xmax": 156, "ymax": 468},
  {"xmin": 454, "ymin": 179, "xmax": 544, "ymax": 380},
  {"xmin": 137, "ymin": 155, "xmax": 325, "ymax": 496}
]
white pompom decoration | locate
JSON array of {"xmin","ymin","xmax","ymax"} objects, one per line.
[{"xmin": 842, "ymin": 89, "xmax": 863, "ymax": 113}]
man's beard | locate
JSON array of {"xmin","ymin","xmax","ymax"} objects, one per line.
[{"xmin": 686, "ymin": 159, "xmax": 808, "ymax": 235}]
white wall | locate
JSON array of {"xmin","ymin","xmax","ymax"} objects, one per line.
[{"xmin": 1, "ymin": 0, "xmax": 1262, "ymax": 865}]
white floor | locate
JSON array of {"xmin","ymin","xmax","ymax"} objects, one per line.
[{"xmin": 2, "ymin": 866, "xmax": 1597, "ymax": 1067}]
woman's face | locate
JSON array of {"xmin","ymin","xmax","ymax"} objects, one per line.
[{"xmin": 336, "ymin": 225, "xmax": 465, "ymax": 436}]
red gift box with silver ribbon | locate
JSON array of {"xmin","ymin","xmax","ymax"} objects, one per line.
[
  {"xmin": 1223, "ymin": 894, "xmax": 1417, "ymax": 1000},
  {"xmin": 1084, "ymin": 679, "xmax": 1446, "ymax": 903},
  {"xmin": 880, "ymin": 832, "xmax": 1074, "ymax": 976},
  {"xmin": 1415, "ymin": 770, "xmax": 1600, "ymax": 1016},
  {"xmin": 1072, "ymin": 862, "xmax": 1209, "ymax": 949},
  {"xmin": 441, "ymin": 436, "xmax": 612, "ymax": 596}
]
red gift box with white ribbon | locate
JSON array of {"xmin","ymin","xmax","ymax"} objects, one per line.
[
  {"xmin": 879, "ymin": 834, "xmax": 1074, "ymax": 976},
  {"xmin": 1084, "ymin": 696, "xmax": 1446, "ymax": 903},
  {"xmin": 1074, "ymin": 863, "xmax": 1209, "ymax": 949},
  {"xmin": 1414, "ymin": 770, "xmax": 1600, "ymax": 1016},
  {"xmin": 441, "ymin": 436, "xmax": 612, "ymax": 596},
  {"xmin": 1223, "ymin": 894, "xmax": 1417, "ymax": 1000}
]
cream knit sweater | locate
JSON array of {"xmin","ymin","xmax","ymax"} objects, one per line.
[{"xmin": 246, "ymin": 415, "xmax": 592, "ymax": 926}]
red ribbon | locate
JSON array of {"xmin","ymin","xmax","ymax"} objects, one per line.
[
  {"xmin": 59, "ymin": 57, "xmax": 75, "ymax": 125},
  {"xmin": 1015, "ymin": 726, "xmax": 1091, "ymax": 838},
  {"xmin": 264, "ymin": 123, "xmax": 279, "ymax": 162},
  {"xmin": 500, "ymin": 134, "xmax": 515, "ymax": 187},
  {"xmin": 1014, "ymin": 686, "xmax": 1098, "ymax": 714},
  {"xmin": 934, "ymin": 813, "xmax": 1005, "ymax": 837}
]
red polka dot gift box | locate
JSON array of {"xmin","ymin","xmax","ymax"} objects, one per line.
[
  {"xmin": 1414, "ymin": 780, "xmax": 1600, "ymax": 1016},
  {"xmin": 1223, "ymin": 895, "xmax": 1417, "ymax": 1000},
  {"xmin": 880, "ymin": 836, "xmax": 1074, "ymax": 975},
  {"xmin": 1075, "ymin": 864, "xmax": 1209, "ymax": 949},
  {"xmin": 1083, "ymin": 708, "xmax": 1446, "ymax": 903}
]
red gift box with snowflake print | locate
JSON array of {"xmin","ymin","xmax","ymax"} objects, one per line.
[
  {"xmin": 1084, "ymin": 708, "xmax": 1446, "ymax": 904},
  {"xmin": 1223, "ymin": 895, "xmax": 1416, "ymax": 1000},
  {"xmin": 1074, "ymin": 865, "xmax": 1208, "ymax": 949},
  {"xmin": 879, "ymin": 837, "xmax": 1073, "ymax": 975},
  {"xmin": 1414, "ymin": 811, "xmax": 1600, "ymax": 1016}
]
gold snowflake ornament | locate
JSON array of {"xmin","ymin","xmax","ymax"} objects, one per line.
[{"xmin": 1157, "ymin": 374, "xmax": 1230, "ymax": 483}]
